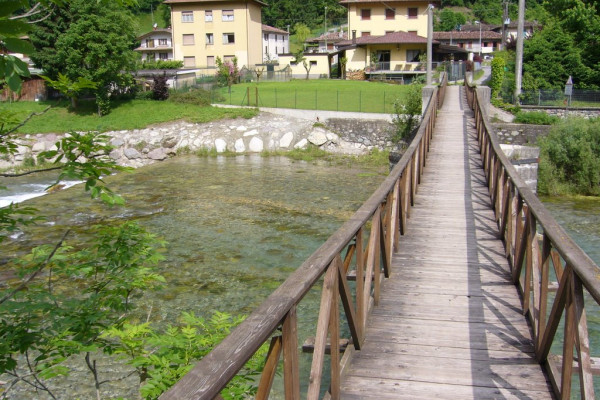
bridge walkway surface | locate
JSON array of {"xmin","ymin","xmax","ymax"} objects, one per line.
[{"xmin": 338, "ymin": 86, "xmax": 555, "ymax": 399}]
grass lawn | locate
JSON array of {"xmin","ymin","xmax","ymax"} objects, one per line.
[
  {"xmin": 214, "ymin": 79, "xmax": 414, "ymax": 114},
  {"xmin": 1, "ymin": 99, "xmax": 257, "ymax": 135}
]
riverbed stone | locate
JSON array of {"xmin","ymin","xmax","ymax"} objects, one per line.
[
  {"xmin": 147, "ymin": 148, "xmax": 168, "ymax": 160},
  {"xmin": 294, "ymin": 138, "xmax": 308, "ymax": 149},
  {"xmin": 280, "ymin": 132, "xmax": 294, "ymax": 148},
  {"xmin": 162, "ymin": 136, "xmax": 178, "ymax": 148},
  {"xmin": 235, "ymin": 138, "xmax": 246, "ymax": 153},
  {"xmin": 124, "ymin": 148, "xmax": 142, "ymax": 159},
  {"xmin": 215, "ymin": 138, "xmax": 227, "ymax": 153},
  {"xmin": 243, "ymin": 129, "xmax": 258, "ymax": 137},
  {"xmin": 249, "ymin": 137, "xmax": 263, "ymax": 152},
  {"xmin": 308, "ymin": 129, "xmax": 328, "ymax": 146}
]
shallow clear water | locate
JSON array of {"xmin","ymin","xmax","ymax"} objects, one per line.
[{"xmin": 1, "ymin": 155, "xmax": 386, "ymax": 398}]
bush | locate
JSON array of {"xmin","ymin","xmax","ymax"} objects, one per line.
[
  {"xmin": 391, "ymin": 82, "xmax": 422, "ymax": 142},
  {"xmin": 152, "ymin": 73, "xmax": 169, "ymax": 100},
  {"xmin": 490, "ymin": 57, "xmax": 505, "ymax": 99},
  {"xmin": 513, "ymin": 111, "xmax": 559, "ymax": 125},
  {"xmin": 538, "ymin": 117, "xmax": 600, "ymax": 196},
  {"xmin": 169, "ymin": 88, "xmax": 213, "ymax": 106},
  {"xmin": 134, "ymin": 90, "xmax": 154, "ymax": 100},
  {"xmin": 138, "ymin": 60, "xmax": 184, "ymax": 70}
]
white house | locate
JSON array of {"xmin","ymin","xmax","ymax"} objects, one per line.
[
  {"xmin": 135, "ymin": 28, "xmax": 174, "ymax": 62},
  {"xmin": 262, "ymin": 24, "xmax": 289, "ymax": 62}
]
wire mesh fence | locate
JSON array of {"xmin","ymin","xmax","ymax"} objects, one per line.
[
  {"xmin": 520, "ymin": 89, "xmax": 600, "ymax": 107},
  {"xmin": 211, "ymin": 86, "xmax": 406, "ymax": 114}
]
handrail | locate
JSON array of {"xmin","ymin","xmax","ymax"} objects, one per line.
[
  {"xmin": 160, "ymin": 77, "xmax": 448, "ymax": 400},
  {"xmin": 465, "ymin": 81, "xmax": 600, "ymax": 399}
]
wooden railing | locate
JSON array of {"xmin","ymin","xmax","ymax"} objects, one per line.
[
  {"xmin": 466, "ymin": 82, "xmax": 600, "ymax": 399},
  {"xmin": 159, "ymin": 76, "xmax": 448, "ymax": 399}
]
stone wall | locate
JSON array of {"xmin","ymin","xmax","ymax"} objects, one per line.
[
  {"xmin": 325, "ymin": 118, "xmax": 394, "ymax": 149},
  {"xmin": 1, "ymin": 112, "xmax": 392, "ymax": 171},
  {"xmin": 492, "ymin": 123, "xmax": 552, "ymax": 145},
  {"xmin": 520, "ymin": 107, "xmax": 600, "ymax": 119}
]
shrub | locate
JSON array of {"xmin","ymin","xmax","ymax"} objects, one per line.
[
  {"xmin": 169, "ymin": 88, "xmax": 213, "ymax": 106},
  {"xmin": 152, "ymin": 73, "xmax": 169, "ymax": 101},
  {"xmin": 538, "ymin": 117, "xmax": 600, "ymax": 196},
  {"xmin": 490, "ymin": 57, "xmax": 505, "ymax": 99},
  {"xmin": 513, "ymin": 111, "xmax": 559, "ymax": 125},
  {"xmin": 391, "ymin": 82, "xmax": 422, "ymax": 142}
]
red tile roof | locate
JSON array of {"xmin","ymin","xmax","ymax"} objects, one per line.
[
  {"xmin": 307, "ymin": 31, "xmax": 348, "ymax": 43},
  {"xmin": 164, "ymin": 0, "xmax": 267, "ymax": 6},
  {"xmin": 340, "ymin": 0, "xmax": 438, "ymax": 3},
  {"xmin": 338, "ymin": 31, "xmax": 433, "ymax": 46},
  {"xmin": 262, "ymin": 24, "xmax": 289, "ymax": 34},
  {"xmin": 433, "ymin": 31, "xmax": 502, "ymax": 40}
]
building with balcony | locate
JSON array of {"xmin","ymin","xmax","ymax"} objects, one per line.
[
  {"xmin": 165, "ymin": 0, "xmax": 265, "ymax": 69},
  {"xmin": 135, "ymin": 28, "xmax": 174, "ymax": 62},
  {"xmin": 335, "ymin": 0, "xmax": 441, "ymax": 80}
]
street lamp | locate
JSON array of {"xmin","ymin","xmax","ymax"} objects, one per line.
[
  {"xmin": 324, "ymin": 6, "xmax": 328, "ymax": 53},
  {"xmin": 474, "ymin": 20, "xmax": 482, "ymax": 57}
]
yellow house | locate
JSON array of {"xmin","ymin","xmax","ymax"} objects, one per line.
[
  {"xmin": 338, "ymin": 0, "xmax": 440, "ymax": 79},
  {"xmin": 165, "ymin": 0, "xmax": 265, "ymax": 69}
]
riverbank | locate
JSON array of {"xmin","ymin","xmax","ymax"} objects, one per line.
[{"xmin": 1, "ymin": 111, "xmax": 396, "ymax": 170}]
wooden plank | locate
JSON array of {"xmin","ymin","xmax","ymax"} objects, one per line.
[
  {"xmin": 339, "ymin": 86, "xmax": 553, "ymax": 400},
  {"xmin": 282, "ymin": 306, "xmax": 300, "ymax": 400}
]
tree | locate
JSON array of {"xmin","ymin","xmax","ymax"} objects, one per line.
[
  {"xmin": 29, "ymin": 0, "xmax": 138, "ymax": 115},
  {"xmin": 215, "ymin": 56, "xmax": 240, "ymax": 93},
  {"xmin": 41, "ymin": 73, "xmax": 98, "ymax": 109},
  {"xmin": 293, "ymin": 23, "xmax": 311, "ymax": 50},
  {"xmin": 522, "ymin": 20, "xmax": 591, "ymax": 89},
  {"xmin": 435, "ymin": 8, "xmax": 467, "ymax": 31}
]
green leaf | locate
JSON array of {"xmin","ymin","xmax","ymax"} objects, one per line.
[
  {"xmin": 3, "ymin": 37, "xmax": 34, "ymax": 55},
  {"xmin": 5, "ymin": 71, "xmax": 21, "ymax": 92},
  {"xmin": 9, "ymin": 56, "xmax": 30, "ymax": 77},
  {"xmin": 0, "ymin": 18, "xmax": 29, "ymax": 35},
  {"xmin": 0, "ymin": 1, "xmax": 22, "ymax": 18}
]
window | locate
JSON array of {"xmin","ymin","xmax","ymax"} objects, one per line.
[
  {"xmin": 158, "ymin": 38, "xmax": 168, "ymax": 46},
  {"xmin": 183, "ymin": 56, "xmax": 195, "ymax": 67},
  {"xmin": 222, "ymin": 10, "xmax": 234, "ymax": 21},
  {"xmin": 361, "ymin": 31, "xmax": 371, "ymax": 37},
  {"xmin": 264, "ymin": 33, "xmax": 269, "ymax": 41},
  {"xmin": 408, "ymin": 7, "xmax": 418, "ymax": 19},
  {"xmin": 206, "ymin": 33, "xmax": 214, "ymax": 44},
  {"xmin": 182, "ymin": 34, "xmax": 195, "ymax": 45},
  {"xmin": 361, "ymin": 9, "xmax": 370, "ymax": 20},
  {"xmin": 224, "ymin": 55, "xmax": 235, "ymax": 63},
  {"xmin": 205, "ymin": 10, "xmax": 213, "ymax": 22},
  {"xmin": 207, "ymin": 56, "xmax": 215, "ymax": 67},
  {"xmin": 181, "ymin": 11, "xmax": 193, "ymax": 23},
  {"xmin": 223, "ymin": 33, "xmax": 235, "ymax": 44},
  {"xmin": 145, "ymin": 39, "xmax": 155, "ymax": 48},
  {"xmin": 310, "ymin": 60, "xmax": 317, "ymax": 66},
  {"xmin": 385, "ymin": 8, "xmax": 395, "ymax": 20},
  {"xmin": 406, "ymin": 49, "xmax": 421, "ymax": 62},
  {"xmin": 159, "ymin": 52, "xmax": 168, "ymax": 60},
  {"xmin": 408, "ymin": 30, "xmax": 418, "ymax": 35}
]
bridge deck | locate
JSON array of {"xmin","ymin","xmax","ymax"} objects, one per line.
[{"xmin": 339, "ymin": 86, "xmax": 554, "ymax": 399}]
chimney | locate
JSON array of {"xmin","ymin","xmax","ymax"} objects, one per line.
[{"xmin": 352, "ymin": 30, "xmax": 356, "ymax": 44}]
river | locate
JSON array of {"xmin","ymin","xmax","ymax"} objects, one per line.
[
  {"xmin": 1, "ymin": 156, "xmax": 599, "ymax": 399},
  {"xmin": 0, "ymin": 155, "xmax": 387, "ymax": 399}
]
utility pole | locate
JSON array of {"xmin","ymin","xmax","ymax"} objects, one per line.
[
  {"xmin": 501, "ymin": 1, "xmax": 509, "ymax": 50},
  {"xmin": 324, "ymin": 6, "xmax": 328, "ymax": 53},
  {"xmin": 514, "ymin": 0, "xmax": 525, "ymax": 103},
  {"xmin": 426, "ymin": 4, "xmax": 433, "ymax": 85}
]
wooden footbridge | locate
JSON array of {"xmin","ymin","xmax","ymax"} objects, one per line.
[{"xmin": 161, "ymin": 77, "xmax": 600, "ymax": 399}]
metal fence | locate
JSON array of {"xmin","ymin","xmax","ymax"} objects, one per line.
[
  {"xmin": 520, "ymin": 89, "xmax": 600, "ymax": 107},
  {"xmin": 211, "ymin": 86, "xmax": 409, "ymax": 114}
]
